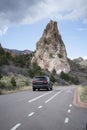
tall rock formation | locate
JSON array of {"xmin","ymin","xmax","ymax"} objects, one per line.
[{"xmin": 32, "ymin": 20, "xmax": 70, "ymax": 74}]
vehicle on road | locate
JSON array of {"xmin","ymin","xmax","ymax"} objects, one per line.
[{"xmin": 32, "ymin": 76, "xmax": 53, "ymax": 91}]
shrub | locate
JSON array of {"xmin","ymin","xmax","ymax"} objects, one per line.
[
  {"xmin": 0, "ymin": 82, "xmax": 6, "ymax": 89},
  {"xmin": 60, "ymin": 71, "xmax": 69, "ymax": 81},
  {"xmin": 11, "ymin": 77, "xmax": 16, "ymax": 88},
  {"xmin": 12, "ymin": 54, "xmax": 32, "ymax": 68},
  {"xmin": 0, "ymin": 73, "xmax": 2, "ymax": 80},
  {"xmin": 0, "ymin": 89, "xmax": 2, "ymax": 95},
  {"xmin": 52, "ymin": 68, "xmax": 56, "ymax": 75},
  {"xmin": 58, "ymin": 53, "xmax": 62, "ymax": 58},
  {"xmin": 44, "ymin": 38, "xmax": 51, "ymax": 45},
  {"xmin": 0, "ymin": 47, "xmax": 5, "ymax": 55},
  {"xmin": 28, "ymin": 62, "xmax": 45, "ymax": 78},
  {"xmin": 60, "ymin": 71, "xmax": 79, "ymax": 85},
  {"xmin": 50, "ymin": 74, "xmax": 56, "ymax": 83},
  {"xmin": 0, "ymin": 55, "xmax": 8, "ymax": 66},
  {"xmin": 50, "ymin": 53, "xmax": 54, "ymax": 58},
  {"xmin": 28, "ymin": 69, "xmax": 34, "ymax": 78},
  {"xmin": 0, "ymin": 73, "xmax": 31, "ymax": 90},
  {"xmin": 6, "ymin": 52, "xmax": 12, "ymax": 60}
]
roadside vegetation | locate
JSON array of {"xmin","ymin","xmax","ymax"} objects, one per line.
[
  {"xmin": 60, "ymin": 71, "xmax": 79, "ymax": 85},
  {"xmin": 0, "ymin": 73, "xmax": 31, "ymax": 94},
  {"xmin": 79, "ymin": 86, "xmax": 87, "ymax": 103},
  {"xmin": 0, "ymin": 47, "xmax": 33, "ymax": 94}
]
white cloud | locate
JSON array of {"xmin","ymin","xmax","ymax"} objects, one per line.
[
  {"xmin": 76, "ymin": 28, "xmax": 87, "ymax": 31},
  {"xmin": 0, "ymin": 26, "xmax": 8, "ymax": 36},
  {"xmin": 0, "ymin": 0, "xmax": 87, "ymax": 35}
]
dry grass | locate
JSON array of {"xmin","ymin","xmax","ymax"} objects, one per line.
[
  {"xmin": 79, "ymin": 86, "xmax": 87, "ymax": 103},
  {"xmin": 0, "ymin": 86, "xmax": 32, "ymax": 95}
]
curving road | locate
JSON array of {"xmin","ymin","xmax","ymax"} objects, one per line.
[{"xmin": 0, "ymin": 86, "xmax": 87, "ymax": 130}]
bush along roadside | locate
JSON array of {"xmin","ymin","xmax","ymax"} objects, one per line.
[
  {"xmin": 60, "ymin": 71, "xmax": 79, "ymax": 85},
  {"xmin": 0, "ymin": 73, "xmax": 31, "ymax": 94},
  {"xmin": 10, "ymin": 77, "xmax": 17, "ymax": 90}
]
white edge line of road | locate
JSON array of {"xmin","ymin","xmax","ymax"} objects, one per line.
[
  {"xmin": 45, "ymin": 89, "xmax": 65, "ymax": 104},
  {"xmin": 28, "ymin": 91, "xmax": 52, "ymax": 103},
  {"xmin": 10, "ymin": 123, "xmax": 21, "ymax": 130}
]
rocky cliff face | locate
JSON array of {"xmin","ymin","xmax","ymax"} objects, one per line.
[{"xmin": 32, "ymin": 20, "xmax": 70, "ymax": 74}]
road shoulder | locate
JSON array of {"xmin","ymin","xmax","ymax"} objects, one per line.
[{"xmin": 73, "ymin": 87, "xmax": 87, "ymax": 108}]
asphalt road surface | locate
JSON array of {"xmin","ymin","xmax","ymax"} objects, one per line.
[{"xmin": 0, "ymin": 86, "xmax": 87, "ymax": 130}]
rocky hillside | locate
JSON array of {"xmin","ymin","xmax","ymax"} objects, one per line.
[
  {"xmin": 68, "ymin": 58, "xmax": 87, "ymax": 85},
  {"xmin": 73, "ymin": 57, "xmax": 87, "ymax": 67},
  {"xmin": 32, "ymin": 20, "xmax": 70, "ymax": 74}
]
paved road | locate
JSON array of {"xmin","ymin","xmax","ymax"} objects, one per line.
[{"xmin": 0, "ymin": 86, "xmax": 87, "ymax": 130}]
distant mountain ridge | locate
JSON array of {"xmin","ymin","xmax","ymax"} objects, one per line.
[{"xmin": 4, "ymin": 48, "xmax": 32, "ymax": 55}]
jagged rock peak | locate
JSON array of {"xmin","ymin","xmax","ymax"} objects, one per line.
[
  {"xmin": 32, "ymin": 20, "xmax": 70, "ymax": 74},
  {"xmin": 42, "ymin": 20, "xmax": 59, "ymax": 38},
  {"xmin": 36, "ymin": 20, "xmax": 64, "ymax": 51}
]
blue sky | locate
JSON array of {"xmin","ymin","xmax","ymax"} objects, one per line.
[{"xmin": 0, "ymin": 0, "xmax": 87, "ymax": 59}]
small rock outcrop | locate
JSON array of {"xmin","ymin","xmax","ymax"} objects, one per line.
[{"xmin": 32, "ymin": 20, "xmax": 70, "ymax": 74}]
